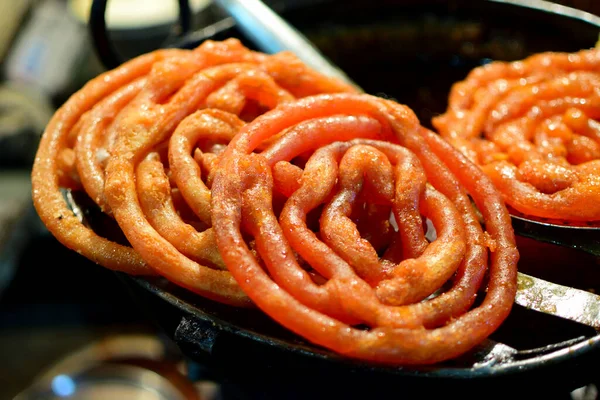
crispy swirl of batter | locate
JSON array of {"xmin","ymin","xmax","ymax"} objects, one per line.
[
  {"xmin": 433, "ymin": 47, "xmax": 600, "ymax": 222},
  {"xmin": 32, "ymin": 39, "xmax": 518, "ymax": 365},
  {"xmin": 212, "ymin": 93, "xmax": 518, "ymax": 365},
  {"xmin": 31, "ymin": 39, "xmax": 355, "ymax": 306}
]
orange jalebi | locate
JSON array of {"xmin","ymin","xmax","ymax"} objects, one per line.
[
  {"xmin": 433, "ymin": 47, "xmax": 600, "ymax": 222},
  {"xmin": 32, "ymin": 39, "xmax": 518, "ymax": 365},
  {"xmin": 31, "ymin": 39, "xmax": 355, "ymax": 307},
  {"xmin": 211, "ymin": 93, "xmax": 518, "ymax": 364}
]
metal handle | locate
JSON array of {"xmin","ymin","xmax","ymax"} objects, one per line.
[
  {"xmin": 516, "ymin": 273, "xmax": 600, "ymax": 330},
  {"xmin": 89, "ymin": 0, "xmax": 193, "ymax": 69},
  {"xmin": 211, "ymin": 0, "xmax": 361, "ymax": 91}
]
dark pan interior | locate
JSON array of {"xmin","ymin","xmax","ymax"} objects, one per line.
[
  {"xmin": 82, "ymin": 0, "xmax": 600, "ymax": 397},
  {"xmin": 183, "ymin": 0, "xmax": 600, "ymax": 127},
  {"xmin": 292, "ymin": 0, "xmax": 600, "ymax": 126}
]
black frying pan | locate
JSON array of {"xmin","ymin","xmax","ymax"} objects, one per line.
[{"xmin": 84, "ymin": 0, "xmax": 600, "ymax": 397}]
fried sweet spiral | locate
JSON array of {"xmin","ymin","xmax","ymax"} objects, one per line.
[
  {"xmin": 32, "ymin": 39, "xmax": 518, "ymax": 365},
  {"xmin": 31, "ymin": 39, "xmax": 355, "ymax": 307},
  {"xmin": 433, "ymin": 47, "xmax": 600, "ymax": 222},
  {"xmin": 212, "ymin": 93, "xmax": 518, "ymax": 364}
]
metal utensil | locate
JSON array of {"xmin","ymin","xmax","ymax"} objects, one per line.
[{"xmin": 212, "ymin": 0, "xmax": 359, "ymax": 90}]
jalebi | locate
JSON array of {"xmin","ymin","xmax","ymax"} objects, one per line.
[
  {"xmin": 433, "ymin": 47, "xmax": 600, "ymax": 222},
  {"xmin": 32, "ymin": 39, "xmax": 518, "ymax": 365},
  {"xmin": 31, "ymin": 39, "xmax": 355, "ymax": 307},
  {"xmin": 211, "ymin": 93, "xmax": 518, "ymax": 364}
]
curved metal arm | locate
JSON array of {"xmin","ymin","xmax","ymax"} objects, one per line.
[
  {"xmin": 89, "ymin": 0, "xmax": 193, "ymax": 69},
  {"xmin": 211, "ymin": 0, "xmax": 362, "ymax": 91},
  {"xmin": 511, "ymin": 215, "xmax": 600, "ymax": 257}
]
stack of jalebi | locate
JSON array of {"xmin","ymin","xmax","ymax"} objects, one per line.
[
  {"xmin": 433, "ymin": 47, "xmax": 600, "ymax": 223},
  {"xmin": 31, "ymin": 39, "xmax": 518, "ymax": 365}
]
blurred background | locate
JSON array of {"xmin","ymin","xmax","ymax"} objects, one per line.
[
  {"xmin": 0, "ymin": 0, "xmax": 600, "ymax": 399},
  {"xmin": 0, "ymin": 2, "xmax": 229, "ymax": 398}
]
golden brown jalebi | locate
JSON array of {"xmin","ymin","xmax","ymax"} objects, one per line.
[
  {"xmin": 32, "ymin": 39, "xmax": 518, "ymax": 365},
  {"xmin": 433, "ymin": 47, "xmax": 600, "ymax": 222},
  {"xmin": 211, "ymin": 93, "xmax": 518, "ymax": 364},
  {"xmin": 31, "ymin": 39, "xmax": 355, "ymax": 307}
]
